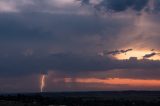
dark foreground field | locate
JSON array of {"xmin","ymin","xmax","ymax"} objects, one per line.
[{"xmin": 1, "ymin": 91, "xmax": 160, "ymax": 106}]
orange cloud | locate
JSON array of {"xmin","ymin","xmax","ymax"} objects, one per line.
[{"xmin": 75, "ymin": 78, "xmax": 160, "ymax": 87}]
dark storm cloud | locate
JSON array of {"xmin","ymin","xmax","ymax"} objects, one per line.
[
  {"xmin": 99, "ymin": 0, "xmax": 149, "ymax": 12},
  {"xmin": 0, "ymin": 53, "xmax": 160, "ymax": 77},
  {"xmin": 79, "ymin": 0, "xmax": 149, "ymax": 12},
  {"xmin": 79, "ymin": 0, "xmax": 160, "ymax": 14},
  {"xmin": 0, "ymin": 12, "xmax": 132, "ymax": 56},
  {"xmin": 143, "ymin": 52, "xmax": 160, "ymax": 59},
  {"xmin": 0, "ymin": 13, "xmax": 159, "ymax": 78},
  {"xmin": 103, "ymin": 49, "xmax": 133, "ymax": 56},
  {"xmin": 0, "ymin": 13, "xmax": 107, "ymax": 40},
  {"xmin": 0, "ymin": 0, "xmax": 160, "ymax": 79},
  {"xmin": 143, "ymin": 52, "xmax": 157, "ymax": 59}
]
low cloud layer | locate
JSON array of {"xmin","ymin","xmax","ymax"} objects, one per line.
[{"xmin": 1, "ymin": 53, "xmax": 160, "ymax": 77}]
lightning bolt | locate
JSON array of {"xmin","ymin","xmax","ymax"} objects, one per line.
[{"xmin": 40, "ymin": 74, "xmax": 46, "ymax": 92}]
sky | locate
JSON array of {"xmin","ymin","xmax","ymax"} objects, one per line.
[{"xmin": 1, "ymin": 0, "xmax": 160, "ymax": 93}]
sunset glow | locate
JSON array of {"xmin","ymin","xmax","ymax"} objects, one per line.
[
  {"xmin": 75, "ymin": 78, "xmax": 160, "ymax": 87},
  {"xmin": 115, "ymin": 50, "xmax": 160, "ymax": 60}
]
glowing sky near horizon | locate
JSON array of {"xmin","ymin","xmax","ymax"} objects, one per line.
[
  {"xmin": 75, "ymin": 78, "xmax": 160, "ymax": 87},
  {"xmin": 115, "ymin": 50, "xmax": 160, "ymax": 60}
]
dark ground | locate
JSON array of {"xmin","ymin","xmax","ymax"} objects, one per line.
[{"xmin": 1, "ymin": 91, "xmax": 160, "ymax": 106}]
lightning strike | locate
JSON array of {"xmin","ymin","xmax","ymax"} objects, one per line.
[{"xmin": 40, "ymin": 74, "xmax": 47, "ymax": 92}]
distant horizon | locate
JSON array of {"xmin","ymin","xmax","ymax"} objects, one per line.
[{"xmin": 2, "ymin": 90, "xmax": 160, "ymax": 95}]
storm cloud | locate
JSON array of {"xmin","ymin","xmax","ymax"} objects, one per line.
[
  {"xmin": 79, "ymin": 0, "xmax": 160, "ymax": 13},
  {"xmin": 0, "ymin": 0, "xmax": 160, "ymax": 92},
  {"xmin": 0, "ymin": 53, "xmax": 160, "ymax": 77},
  {"xmin": 0, "ymin": 1, "xmax": 160, "ymax": 76}
]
